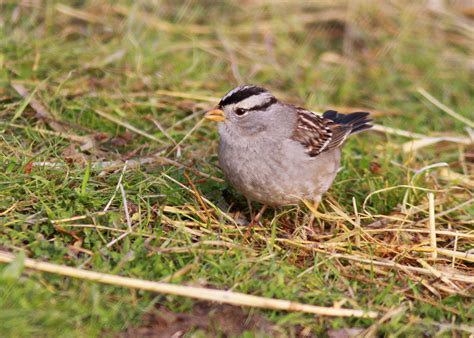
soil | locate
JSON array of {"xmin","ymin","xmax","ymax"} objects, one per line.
[
  {"xmin": 120, "ymin": 302, "xmax": 277, "ymax": 337},
  {"xmin": 119, "ymin": 302, "xmax": 364, "ymax": 337}
]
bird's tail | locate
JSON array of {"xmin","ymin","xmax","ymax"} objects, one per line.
[{"xmin": 323, "ymin": 110, "xmax": 373, "ymax": 134}]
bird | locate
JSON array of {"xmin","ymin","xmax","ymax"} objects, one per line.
[{"xmin": 205, "ymin": 85, "xmax": 372, "ymax": 220}]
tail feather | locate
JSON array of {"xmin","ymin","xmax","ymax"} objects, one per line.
[{"xmin": 323, "ymin": 110, "xmax": 372, "ymax": 135}]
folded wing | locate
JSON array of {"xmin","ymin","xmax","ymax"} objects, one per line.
[{"xmin": 291, "ymin": 109, "xmax": 372, "ymax": 157}]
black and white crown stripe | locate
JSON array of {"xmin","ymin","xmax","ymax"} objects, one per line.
[
  {"xmin": 218, "ymin": 85, "xmax": 277, "ymax": 112},
  {"xmin": 219, "ymin": 85, "xmax": 267, "ymax": 107}
]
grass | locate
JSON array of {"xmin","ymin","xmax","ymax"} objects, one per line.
[{"xmin": 0, "ymin": 0, "xmax": 473, "ymax": 336}]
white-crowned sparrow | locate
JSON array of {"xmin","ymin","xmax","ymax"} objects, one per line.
[{"xmin": 205, "ymin": 85, "xmax": 372, "ymax": 207}]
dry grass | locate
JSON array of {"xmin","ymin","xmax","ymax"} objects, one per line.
[{"xmin": 0, "ymin": 0, "xmax": 473, "ymax": 336}]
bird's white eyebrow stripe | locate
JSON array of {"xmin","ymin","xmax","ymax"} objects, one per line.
[
  {"xmin": 219, "ymin": 85, "xmax": 266, "ymax": 106},
  {"xmin": 234, "ymin": 92, "xmax": 275, "ymax": 110},
  {"xmin": 246, "ymin": 96, "xmax": 277, "ymax": 111}
]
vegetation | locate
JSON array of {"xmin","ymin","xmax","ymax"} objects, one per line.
[{"xmin": 0, "ymin": 1, "xmax": 473, "ymax": 336}]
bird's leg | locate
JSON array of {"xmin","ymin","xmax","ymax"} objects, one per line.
[
  {"xmin": 251, "ymin": 204, "xmax": 267, "ymax": 225},
  {"xmin": 244, "ymin": 204, "xmax": 267, "ymax": 238},
  {"xmin": 308, "ymin": 199, "xmax": 320, "ymax": 228},
  {"xmin": 247, "ymin": 198, "xmax": 254, "ymax": 221}
]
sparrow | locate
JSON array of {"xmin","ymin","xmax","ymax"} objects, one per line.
[{"xmin": 205, "ymin": 85, "xmax": 372, "ymax": 209}]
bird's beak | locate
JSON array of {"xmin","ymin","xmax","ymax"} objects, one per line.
[{"xmin": 205, "ymin": 108, "xmax": 225, "ymax": 122}]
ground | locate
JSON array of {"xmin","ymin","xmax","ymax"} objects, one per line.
[{"xmin": 0, "ymin": 1, "xmax": 473, "ymax": 337}]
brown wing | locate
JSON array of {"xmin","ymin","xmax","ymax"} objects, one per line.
[{"xmin": 291, "ymin": 108, "xmax": 353, "ymax": 157}]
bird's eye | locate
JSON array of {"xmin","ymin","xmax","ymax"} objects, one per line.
[{"xmin": 235, "ymin": 108, "xmax": 247, "ymax": 116}]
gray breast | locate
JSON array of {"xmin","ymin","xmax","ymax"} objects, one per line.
[{"xmin": 218, "ymin": 136, "xmax": 341, "ymax": 206}]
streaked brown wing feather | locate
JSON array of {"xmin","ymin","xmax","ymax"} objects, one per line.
[{"xmin": 291, "ymin": 108, "xmax": 352, "ymax": 157}]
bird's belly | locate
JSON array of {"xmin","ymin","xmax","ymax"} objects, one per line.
[{"xmin": 218, "ymin": 139, "xmax": 340, "ymax": 206}]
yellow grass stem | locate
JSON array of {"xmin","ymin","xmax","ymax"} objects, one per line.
[{"xmin": 0, "ymin": 251, "xmax": 378, "ymax": 318}]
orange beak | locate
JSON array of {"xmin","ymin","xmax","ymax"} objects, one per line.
[{"xmin": 205, "ymin": 108, "xmax": 225, "ymax": 122}]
